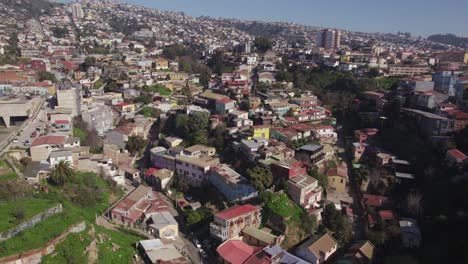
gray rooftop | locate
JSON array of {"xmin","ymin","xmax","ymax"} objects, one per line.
[
  {"xmin": 298, "ymin": 144, "xmax": 323, "ymax": 152},
  {"xmin": 149, "ymin": 211, "xmax": 178, "ymax": 230},
  {"xmin": 49, "ymin": 150, "xmax": 73, "ymax": 159}
]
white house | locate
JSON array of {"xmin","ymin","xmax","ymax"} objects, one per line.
[{"xmin": 49, "ymin": 150, "xmax": 74, "ymax": 168}]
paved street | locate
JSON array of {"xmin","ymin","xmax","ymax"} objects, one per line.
[{"xmin": 0, "ymin": 99, "xmax": 46, "ymax": 155}]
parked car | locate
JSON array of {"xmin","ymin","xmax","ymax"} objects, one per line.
[
  {"xmin": 31, "ymin": 131, "xmax": 37, "ymax": 138},
  {"xmin": 12, "ymin": 137, "xmax": 18, "ymax": 143},
  {"xmin": 199, "ymin": 249, "xmax": 208, "ymax": 259},
  {"xmin": 193, "ymin": 238, "xmax": 201, "ymax": 248},
  {"xmin": 24, "ymin": 140, "xmax": 30, "ymax": 146}
]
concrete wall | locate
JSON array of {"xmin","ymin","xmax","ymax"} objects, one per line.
[
  {"xmin": 0, "ymin": 221, "xmax": 86, "ymax": 264},
  {"xmin": 0, "ymin": 97, "xmax": 41, "ymax": 127},
  {"xmin": 57, "ymin": 88, "xmax": 81, "ymax": 117},
  {"xmin": 30, "ymin": 145, "xmax": 53, "ymax": 162},
  {"xmin": 0, "ymin": 204, "xmax": 63, "ymax": 241}
]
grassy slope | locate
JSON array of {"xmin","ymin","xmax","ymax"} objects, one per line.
[
  {"xmin": 0, "ymin": 198, "xmax": 57, "ymax": 232},
  {"xmin": 0, "ymin": 172, "xmax": 139, "ymax": 262},
  {"xmin": 73, "ymin": 127, "xmax": 88, "ymax": 142}
]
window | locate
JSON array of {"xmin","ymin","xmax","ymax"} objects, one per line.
[{"xmin": 340, "ymin": 179, "xmax": 344, "ymax": 183}]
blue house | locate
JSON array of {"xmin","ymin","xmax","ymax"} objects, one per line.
[{"xmin": 210, "ymin": 164, "xmax": 258, "ymax": 201}]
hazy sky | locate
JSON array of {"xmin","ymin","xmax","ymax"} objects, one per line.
[{"xmin": 64, "ymin": 0, "xmax": 468, "ymax": 37}]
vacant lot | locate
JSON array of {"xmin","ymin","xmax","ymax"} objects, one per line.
[
  {"xmin": 0, "ymin": 198, "xmax": 58, "ymax": 233},
  {"xmin": 0, "ymin": 159, "xmax": 17, "ymax": 181}
]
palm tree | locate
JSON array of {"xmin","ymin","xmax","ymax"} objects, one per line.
[{"xmin": 50, "ymin": 160, "xmax": 75, "ymax": 187}]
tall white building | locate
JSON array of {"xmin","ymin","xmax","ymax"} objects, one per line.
[
  {"xmin": 71, "ymin": 3, "xmax": 84, "ymax": 20},
  {"xmin": 57, "ymin": 87, "xmax": 81, "ymax": 117},
  {"xmin": 316, "ymin": 29, "xmax": 341, "ymax": 49}
]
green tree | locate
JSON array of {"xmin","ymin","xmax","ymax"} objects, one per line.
[
  {"xmin": 38, "ymin": 71, "xmax": 57, "ymax": 83},
  {"xmin": 126, "ymin": 136, "xmax": 146, "ymax": 155},
  {"xmin": 207, "ymin": 51, "xmax": 225, "ymax": 75},
  {"xmin": 139, "ymin": 106, "xmax": 161, "ymax": 118},
  {"xmin": 239, "ymin": 100, "xmax": 251, "ymax": 111},
  {"xmin": 254, "ymin": 36, "xmax": 273, "ymax": 53},
  {"xmin": 301, "ymin": 214, "xmax": 318, "ymax": 234},
  {"xmin": 209, "ymin": 124, "xmax": 227, "ymax": 152},
  {"xmin": 50, "ymin": 160, "xmax": 75, "ymax": 187},
  {"xmin": 246, "ymin": 166, "xmax": 273, "ymax": 192},
  {"xmin": 51, "ymin": 26, "xmax": 68, "ymax": 38},
  {"xmin": 454, "ymin": 126, "xmax": 468, "ymax": 152},
  {"xmin": 135, "ymin": 94, "xmax": 152, "ymax": 104},
  {"xmin": 308, "ymin": 168, "xmax": 328, "ymax": 189},
  {"xmin": 188, "ymin": 112, "xmax": 210, "ymax": 145},
  {"xmin": 352, "ymin": 166, "xmax": 369, "ymax": 186},
  {"xmin": 174, "ymin": 114, "xmax": 189, "ymax": 138},
  {"xmin": 104, "ymin": 79, "xmax": 119, "ymax": 92},
  {"xmin": 82, "ymin": 56, "xmax": 96, "ymax": 71},
  {"xmin": 368, "ymin": 221, "xmax": 387, "ymax": 246},
  {"xmin": 367, "ymin": 68, "xmax": 380, "ymax": 78},
  {"xmin": 276, "ymin": 70, "xmax": 292, "ymax": 82},
  {"xmin": 322, "ymin": 203, "xmax": 352, "ymax": 244},
  {"xmin": 199, "ymin": 72, "xmax": 211, "ymax": 89}
]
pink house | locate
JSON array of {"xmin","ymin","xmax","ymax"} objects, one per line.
[
  {"xmin": 110, "ymin": 185, "xmax": 168, "ymax": 227},
  {"xmin": 210, "ymin": 204, "xmax": 261, "ymax": 241}
]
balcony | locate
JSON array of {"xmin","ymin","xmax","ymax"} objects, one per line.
[{"xmin": 210, "ymin": 223, "xmax": 229, "ymax": 241}]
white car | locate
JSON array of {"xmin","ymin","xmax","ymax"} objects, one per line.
[{"xmin": 12, "ymin": 137, "xmax": 19, "ymax": 143}]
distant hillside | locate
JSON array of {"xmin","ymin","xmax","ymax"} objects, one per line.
[
  {"xmin": 0, "ymin": 0, "xmax": 57, "ymax": 17},
  {"xmin": 427, "ymin": 34, "xmax": 468, "ymax": 48}
]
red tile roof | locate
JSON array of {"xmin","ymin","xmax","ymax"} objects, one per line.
[
  {"xmin": 55, "ymin": 120, "xmax": 70, "ymax": 125},
  {"xmin": 30, "ymin": 136, "xmax": 65, "ymax": 147},
  {"xmin": 447, "ymin": 149, "xmax": 468, "ymax": 161},
  {"xmin": 252, "ymin": 125, "xmax": 270, "ymax": 129},
  {"xmin": 326, "ymin": 167, "xmax": 347, "ymax": 178},
  {"xmin": 438, "ymin": 102, "xmax": 456, "ymax": 108},
  {"xmin": 216, "ymin": 204, "xmax": 260, "ymax": 220},
  {"xmin": 290, "ymin": 123, "xmax": 314, "ymax": 132},
  {"xmin": 216, "ymin": 240, "xmax": 260, "ymax": 264},
  {"xmin": 113, "ymin": 123, "xmax": 136, "ymax": 135},
  {"xmin": 363, "ymin": 194, "xmax": 389, "ymax": 207},
  {"xmin": 378, "ymin": 210, "xmax": 395, "ymax": 220},
  {"xmin": 446, "ymin": 110, "xmax": 468, "ymax": 120},
  {"xmin": 144, "ymin": 168, "xmax": 159, "ymax": 176},
  {"xmin": 312, "ymin": 125, "xmax": 334, "ymax": 130},
  {"xmin": 217, "ymin": 97, "xmax": 232, "ymax": 104}
]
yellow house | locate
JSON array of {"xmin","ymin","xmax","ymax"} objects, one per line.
[
  {"xmin": 290, "ymin": 104, "xmax": 300, "ymax": 116},
  {"xmin": 74, "ymin": 71, "xmax": 86, "ymax": 80},
  {"xmin": 46, "ymin": 84, "xmax": 56, "ymax": 95},
  {"xmin": 166, "ymin": 83, "xmax": 174, "ymax": 91},
  {"xmin": 147, "ymin": 211, "xmax": 179, "ymax": 239},
  {"xmin": 340, "ymin": 55, "xmax": 350, "ymax": 62},
  {"xmin": 155, "ymin": 58, "xmax": 169, "ymax": 70},
  {"xmin": 117, "ymin": 102, "xmax": 136, "ymax": 113},
  {"xmin": 326, "ymin": 162, "xmax": 348, "ymax": 193},
  {"xmin": 169, "ymin": 72, "xmax": 189, "ymax": 81},
  {"xmin": 250, "ymin": 125, "xmax": 270, "ymax": 139}
]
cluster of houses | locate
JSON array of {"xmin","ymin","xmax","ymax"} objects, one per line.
[{"xmin": 0, "ymin": 0, "xmax": 467, "ymax": 263}]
